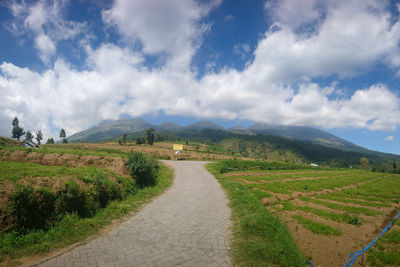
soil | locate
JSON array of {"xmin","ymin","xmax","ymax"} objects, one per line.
[{"xmin": 250, "ymin": 170, "xmax": 399, "ymax": 267}]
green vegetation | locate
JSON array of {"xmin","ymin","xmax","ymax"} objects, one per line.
[
  {"xmin": 207, "ymin": 163, "xmax": 305, "ymax": 267},
  {"xmin": 0, "ymin": 164, "xmax": 173, "ymax": 265},
  {"xmin": 367, "ymin": 229, "xmax": 400, "ymax": 267},
  {"xmin": 126, "ymin": 151, "xmax": 159, "ymax": 187},
  {"xmin": 214, "ymin": 159, "xmax": 306, "ymax": 173},
  {"xmin": 299, "ymin": 197, "xmax": 380, "ymax": 216},
  {"xmin": 291, "ymin": 215, "xmax": 342, "ymax": 236},
  {"xmin": 0, "ymin": 144, "xmax": 125, "ymax": 158},
  {"xmin": 271, "ymin": 200, "xmax": 365, "ymax": 225}
]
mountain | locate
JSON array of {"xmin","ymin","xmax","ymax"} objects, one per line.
[
  {"xmin": 185, "ymin": 120, "xmax": 224, "ymax": 131},
  {"xmin": 68, "ymin": 118, "xmax": 153, "ymax": 142},
  {"xmin": 67, "ymin": 117, "xmax": 399, "ymax": 167},
  {"xmin": 156, "ymin": 122, "xmax": 183, "ymax": 131},
  {"xmin": 249, "ymin": 124, "xmax": 363, "ymax": 152}
]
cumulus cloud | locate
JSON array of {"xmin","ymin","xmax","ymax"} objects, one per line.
[
  {"xmin": 1, "ymin": 0, "xmax": 400, "ymax": 140},
  {"xmin": 102, "ymin": 0, "xmax": 221, "ymax": 70},
  {"xmin": 6, "ymin": 0, "xmax": 87, "ymax": 63}
]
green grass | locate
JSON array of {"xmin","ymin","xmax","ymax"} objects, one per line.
[
  {"xmin": 291, "ymin": 215, "xmax": 342, "ymax": 236},
  {"xmin": 244, "ymin": 172, "xmax": 381, "ymax": 194},
  {"xmin": 0, "ymin": 164, "xmax": 173, "ymax": 265},
  {"xmin": 207, "ymin": 163, "xmax": 305, "ymax": 267},
  {"xmin": 367, "ymin": 229, "xmax": 400, "ymax": 267},
  {"xmin": 0, "ymin": 161, "xmax": 120, "ymax": 183},
  {"xmin": 314, "ymin": 194, "xmax": 391, "ymax": 208},
  {"xmin": 271, "ymin": 201, "xmax": 365, "ymax": 225},
  {"xmin": 250, "ymin": 189, "xmax": 272, "ymax": 200},
  {"xmin": 0, "ymin": 145, "xmax": 126, "ymax": 159}
]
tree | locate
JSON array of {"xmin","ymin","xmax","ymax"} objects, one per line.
[
  {"xmin": 360, "ymin": 157, "xmax": 369, "ymax": 170},
  {"xmin": 11, "ymin": 117, "xmax": 25, "ymax": 141},
  {"xmin": 136, "ymin": 137, "xmax": 145, "ymax": 145},
  {"xmin": 46, "ymin": 138, "xmax": 55, "ymax": 144},
  {"xmin": 35, "ymin": 130, "xmax": 43, "ymax": 145},
  {"xmin": 145, "ymin": 128, "xmax": 155, "ymax": 146},
  {"xmin": 392, "ymin": 158, "xmax": 398, "ymax": 173},
  {"xmin": 59, "ymin": 128, "xmax": 68, "ymax": 143},
  {"xmin": 25, "ymin": 131, "xmax": 33, "ymax": 142},
  {"xmin": 122, "ymin": 134, "xmax": 127, "ymax": 144}
]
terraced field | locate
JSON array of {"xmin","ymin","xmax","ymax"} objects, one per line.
[{"xmin": 223, "ymin": 168, "xmax": 400, "ymax": 266}]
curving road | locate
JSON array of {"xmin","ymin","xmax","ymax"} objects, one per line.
[{"xmin": 39, "ymin": 161, "xmax": 232, "ymax": 267}]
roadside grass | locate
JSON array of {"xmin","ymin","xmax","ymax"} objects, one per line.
[
  {"xmin": 207, "ymin": 163, "xmax": 305, "ymax": 267},
  {"xmin": 291, "ymin": 215, "xmax": 342, "ymax": 236},
  {"xmin": 0, "ymin": 164, "xmax": 173, "ymax": 265}
]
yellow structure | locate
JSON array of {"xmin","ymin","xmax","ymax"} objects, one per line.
[{"xmin": 173, "ymin": 144, "xmax": 183, "ymax": 151}]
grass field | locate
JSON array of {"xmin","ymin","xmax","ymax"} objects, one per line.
[
  {"xmin": 212, "ymin": 160, "xmax": 400, "ymax": 267},
  {"xmin": 0, "ymin": 143, "xmax": 174, "ymax": 266}
]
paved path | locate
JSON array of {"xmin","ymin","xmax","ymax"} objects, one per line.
[{"xmin": 39, "ymin": 161, "xmax": 231, "ymax": 267}]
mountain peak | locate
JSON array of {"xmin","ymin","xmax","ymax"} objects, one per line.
[{"xmin": 186, "ymin": 120, "xmax": 224, "ymax": 130}]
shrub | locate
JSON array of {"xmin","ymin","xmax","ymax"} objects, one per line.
[
  {"xmin": 36, "ymin": 187, "xmax": 56, "ymax": 226},
  {"xmin": 56, "ymin": 181, "xmax": 95, "ymax": 218},
  {"xmin": 126, "ymin": 151, "xmax": 158, "ymax": 187},
  {"xmin": 10, "ymin": 185, "xmax": 56, "ymax": 230},
  {"xmin": 10, "ymin": 185, "xmax": 37, "ymax": 230},
  {"xmin": 93, "ymin": 175, "xmax": 122, "ymax": 208}
]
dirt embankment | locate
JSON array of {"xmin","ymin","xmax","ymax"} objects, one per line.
[{"xmin": 0, "ymin": 150, "xmax": 130, "ymax": 177}]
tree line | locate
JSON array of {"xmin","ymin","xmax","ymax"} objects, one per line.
[{"xmin": 11, "ymin": 116, "xmax": 68, "ymax": 145}]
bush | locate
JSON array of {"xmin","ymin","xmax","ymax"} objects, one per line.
[
  {"xmin": 56, "ymin": 181, "xmax": 95, "ymax": 218},
  {"xmin": 93, "ymin": 175, "xmax": 122, "ymax": 208},
  {"xmin": 126, "ymin": 151, "xmax": 158, "ymax": 187},
  {"xmin": 10, "ymin": 185, "xmax": 56, "ymax": 230},
  {"xmin": 36, "ymin": 187, "xmax": 56, "ymax": 226},
  {"xmin": 10, "ymin": 185, "xmax": 37, "ymax": 230}
]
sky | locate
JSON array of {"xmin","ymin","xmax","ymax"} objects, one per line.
[{"xmin": 1, "ymin": 0, "xmax": 400, "ymax": 154}]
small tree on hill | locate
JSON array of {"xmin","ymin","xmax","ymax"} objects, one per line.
[
  {"xmin": 11, "ymin": 117, "xmax": 25, "ymax": 141},
  {"xmin": 35, "ymin": 130, "xmax": 43, "ymax": 145},
  {"xmin": 360, "ymin": 157, "xmax": 369, "ymax": 170},
  {"xmin": 122, "ymin": 133, "xmax": 127, "ymax": 144},
  {"xmin": 46, "ymin": 138, "xmax": 55, "ymax": 144},
  {"xmin": 392, "ymin": 158, "xmax": 398, "ymax": 173},
  {"xmin": 25, "ymin": 131, "xmax": 33, "ymax": 142},
  {"xmin": 145, "ymin": 128, "xmax": 155, "ymax": 146},
  {"xmin": 60, "ymin": 128, "xmax": 68, "ymax": 143}
]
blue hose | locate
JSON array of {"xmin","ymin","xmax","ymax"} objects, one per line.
[
  {"xmin": 343, "ymin": 210, "xmax": 400, "ymax": 267},
  {"xmin": 305, "ymin": 260, "xmax": 315, "ymax": 267}
]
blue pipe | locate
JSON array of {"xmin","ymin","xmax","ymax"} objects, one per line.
[{"xmin": 343, "ymin": 210, "xmax": 400, "ymax": 267}]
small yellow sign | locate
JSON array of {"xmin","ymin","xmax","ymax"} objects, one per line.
[{"xmin": 173, "ymin": 144, "xmax": 183, "ymax": 151}]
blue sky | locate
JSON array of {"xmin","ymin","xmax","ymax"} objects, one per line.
[{"xmin": 1, "ymin": 0, "xmax": 400, "ymax": 154}]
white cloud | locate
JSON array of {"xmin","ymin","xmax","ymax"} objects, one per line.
[
  {"xmin": 6, "ymin": 0, "xmax": 87, "ymax": 63},
  {"xmin": 102, "ymin": 0, "xmax": 221, "ymax": 70},
  {"xmin": 265, "ymin": 0, "xmax": 321, "ymax": 29},
  {"xmin": 1, "ymin": 0, "xmax": 400, "ymax": 140},
  {"xmin": 385, "ymin": 136, "xmax": 394, "ymax": 141},
  {"xmin": 233, "ymin": 43, "xmax": 250, "ymax": 59}
]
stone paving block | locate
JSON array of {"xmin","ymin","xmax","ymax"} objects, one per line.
[{"xmin": 38, "ymin": 161, "xmax": 231, "ymax": 267}]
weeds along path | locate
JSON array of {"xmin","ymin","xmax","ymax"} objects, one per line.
[{"xmin": 39, "ymin": 161, "xmax": 232, "ymax": 267}]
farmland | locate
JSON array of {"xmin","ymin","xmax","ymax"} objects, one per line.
[{"xmin": 209, "ymin": 161, "xmax": 400, "ymax": 266}]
